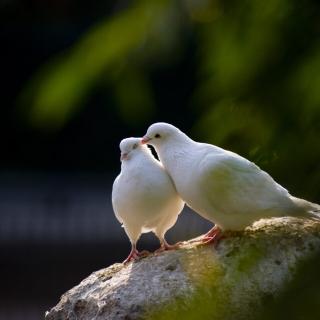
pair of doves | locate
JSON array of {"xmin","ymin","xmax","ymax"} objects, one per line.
[{"xmin": 112, "ymin": 123, "xmax": 320, "ymax": 263}]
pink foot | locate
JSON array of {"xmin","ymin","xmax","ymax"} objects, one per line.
[
  {"xmin": 155, "ymin": 240, "xmax": 182, "ymax": 254},
  {"xmin": 123, "ymin": 248, "xmax": 151, "ymax": 263},
  {"xmin": 139, "ymin": 250, "xmax": 150, "ymax": 257},
  {"xmin": 204, "ymin": 225, "xmax": 220, "ymax": 238},
  {"xmin": 123, "ymin": 247, "xmax": 139, "ymax": 264},
  {"xmin": 200, "ymin": 227, "xmax": 223, "ymax": 247}
]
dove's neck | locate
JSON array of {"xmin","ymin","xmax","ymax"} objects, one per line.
[
  {"xmin": 121, "ymin": 148, "xmax": 158, "ymax": 172},
  {"xmin": 157, "ymin": 135, "xmax": 197, "ymax": 179}
]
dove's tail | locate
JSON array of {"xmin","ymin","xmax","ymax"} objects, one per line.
[{"xmin": 290, "ymin": 196, "xmax": 320, "ymax": 219}]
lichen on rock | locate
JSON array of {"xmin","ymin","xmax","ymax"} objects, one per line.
[{"xmin": 45, "ymin": 217, "xmax": 320, "ymax": 320}]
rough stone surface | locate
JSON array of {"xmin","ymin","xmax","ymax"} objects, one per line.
[{"xmin": 45, "ymin": 217, "xmax": 320, "ymax": 320}]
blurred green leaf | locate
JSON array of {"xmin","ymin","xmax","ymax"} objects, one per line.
[
  {"xmin": 289, "ymin": 46, "xmax": 320, "ymax": 114},
  {"xmin": 195, "ymin": 99, "xmax": 273, "ymax": 154},
  {"xmin": 113, "ymin": 68, "xmax": 155, "ymax": 125},
  {"xmin": 17, "ymin": 0, "xmax": 320, "ymax": 200},
  {"xmin": 20, "ymin": 0, "xmax": 169, "ymax": 130}
]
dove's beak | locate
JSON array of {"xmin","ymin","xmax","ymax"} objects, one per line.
[
  {"xmin": 141, "ymin": 136, "xmax": 151, "ymax": 144},
  {"xmin": 120, "ymin": 153, "xmax": 129, "ymax": 161}
]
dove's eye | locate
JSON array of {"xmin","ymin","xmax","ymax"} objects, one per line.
[
  {"xmin": 155, "ymin": 134, "xmax": 161, "ymax": 138},
  {"xmin": 132, "ymin": 143, "xmax": 138, "ymax": 150}
]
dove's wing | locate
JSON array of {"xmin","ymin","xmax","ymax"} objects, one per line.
[
  {"xmin": 111, "ymin": 175, "xmax": 124, "ymax": 224},
  {"xmin": 197, "ymin": 149, "xmax": 291, "ymax": 215}
]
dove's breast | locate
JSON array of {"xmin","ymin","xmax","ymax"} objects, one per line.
[
  {"xmin": 163, "ymin": 151, "xmax": 209, "ymax": 215},
  {"xmin": 113, "ymin": 161, "xmax": 182, "ymax": 229}
]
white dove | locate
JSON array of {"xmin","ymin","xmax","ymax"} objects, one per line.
[
  {"xmin": 142, "ymin": 123, "xmax": 320, "ymax": 244},
  {"xmin": 112, "ymin": 137, "xmax": 185, "ymax": 263}
]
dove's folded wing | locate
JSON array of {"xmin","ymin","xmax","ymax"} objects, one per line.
[
  {"xmin": 198, "ymin": 151, "xmax": 291, "ymax": 214},
  {"xmin": 111, "ymin": 176, "xmax": 124, "ymax": 224}
]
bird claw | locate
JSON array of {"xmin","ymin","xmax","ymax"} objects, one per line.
[
  {"xmin": 164, "ymin": 241, "xmax": 182, "ymax": 250},
  {"xmin": 123, "ymin": 248, "xmax": 141, "ymax": 263},
  {"xmin": 188, "ymin": 226, "xmax": 223, "ymax": 245},
  {"xmin": 192, "ymin": 226, "xmax": 224, "ymax": 248},
  {"xmin": 199, "ymin": 232, "xmax": 223, "ymax": 248},
  {"xmin": 154, "ymin": 247, "xmax": 165, "ymax": 254},
  {"xmin": 204, "ymin": 226, "xmax": 221, "ymax": 238},
  {"xmin": 123, "ymin": 252, "xmax": 139, "ymax": 264},
  {"xmin": 155, "ymin": 241, "xmax": 181, "ymax": 254},
  {"xmin": 123, "ymin": 248, "xmax": 151, "ymax": 263},
  {"xmin": 138, "ymin": 250, "xmax": 150, "ymax": 257}
]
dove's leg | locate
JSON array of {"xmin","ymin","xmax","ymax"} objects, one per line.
[
  {"xmin": 157, "ymin": 238, "xmax": 181, "ymax": 252},
  {"xmin": 123, "ymin": 242, "xmax": 150, "ymax": 263},
  {"xmin": 123, "ymin": 224, "xmax": 149, "ymax": 263},
  {"xmin": 154, "ymin": 231, "xmax": 181, "ymax": 253},
  {"xmin": 123, "ymin": 243, "xmax": 140, "ymax": 263},
  {"xmin": 188, "ymin": 226, "xmax": 223, "ymax": 245},
  {"xmin": 201, "ymin": 227, "xmax": 223, "ymax": 247},
  {"xmin": 203, "ymin": 225, "xmax": 220, "ymax": 239}
]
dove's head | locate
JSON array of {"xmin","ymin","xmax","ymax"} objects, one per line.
[
  {"xmin": 119, "ymin": 137, "xmax": 146, "ymax": 161},
  {"xmin": 141, "ymin": 122, "xmax": 182, "ymax": 148}
]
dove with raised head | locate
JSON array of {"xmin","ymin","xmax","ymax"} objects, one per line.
[
  {"xmin": 142, "ymin": 123, "xmax": 320, "ymax": 244},
  {"xmin": 112, "ymin": 137, "xmax": 184, "ymax": 263}
]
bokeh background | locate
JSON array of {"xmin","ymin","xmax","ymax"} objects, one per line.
[{"xmin": 1, "ymin": 0, "xmax": 320, "ymax": 318}]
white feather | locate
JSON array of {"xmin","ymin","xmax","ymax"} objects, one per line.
[
  {"xmin": 112, "ymin": 137, "xmax": 184, "ymax": 247},
  {"xmin": 144, "ymin": 123, "xmax": 319, "ymax": 230}
]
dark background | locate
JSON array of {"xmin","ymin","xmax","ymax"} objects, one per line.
[{"xmin": 1, "ymin": 0, "xmax": 320, "ymax": 318}]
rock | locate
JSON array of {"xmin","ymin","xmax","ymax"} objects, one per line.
[{"xmin": 45, "ymin": 217, "xmax": 320, "ymax": 320}]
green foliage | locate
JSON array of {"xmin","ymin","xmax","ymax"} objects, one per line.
[
  {"xmin": 20, "ymin": 0, "xmax": 170, "ymax": 129},
  {"xmin": 19, "ymin": 0, "xmax": 320, "ymax": 198}
]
